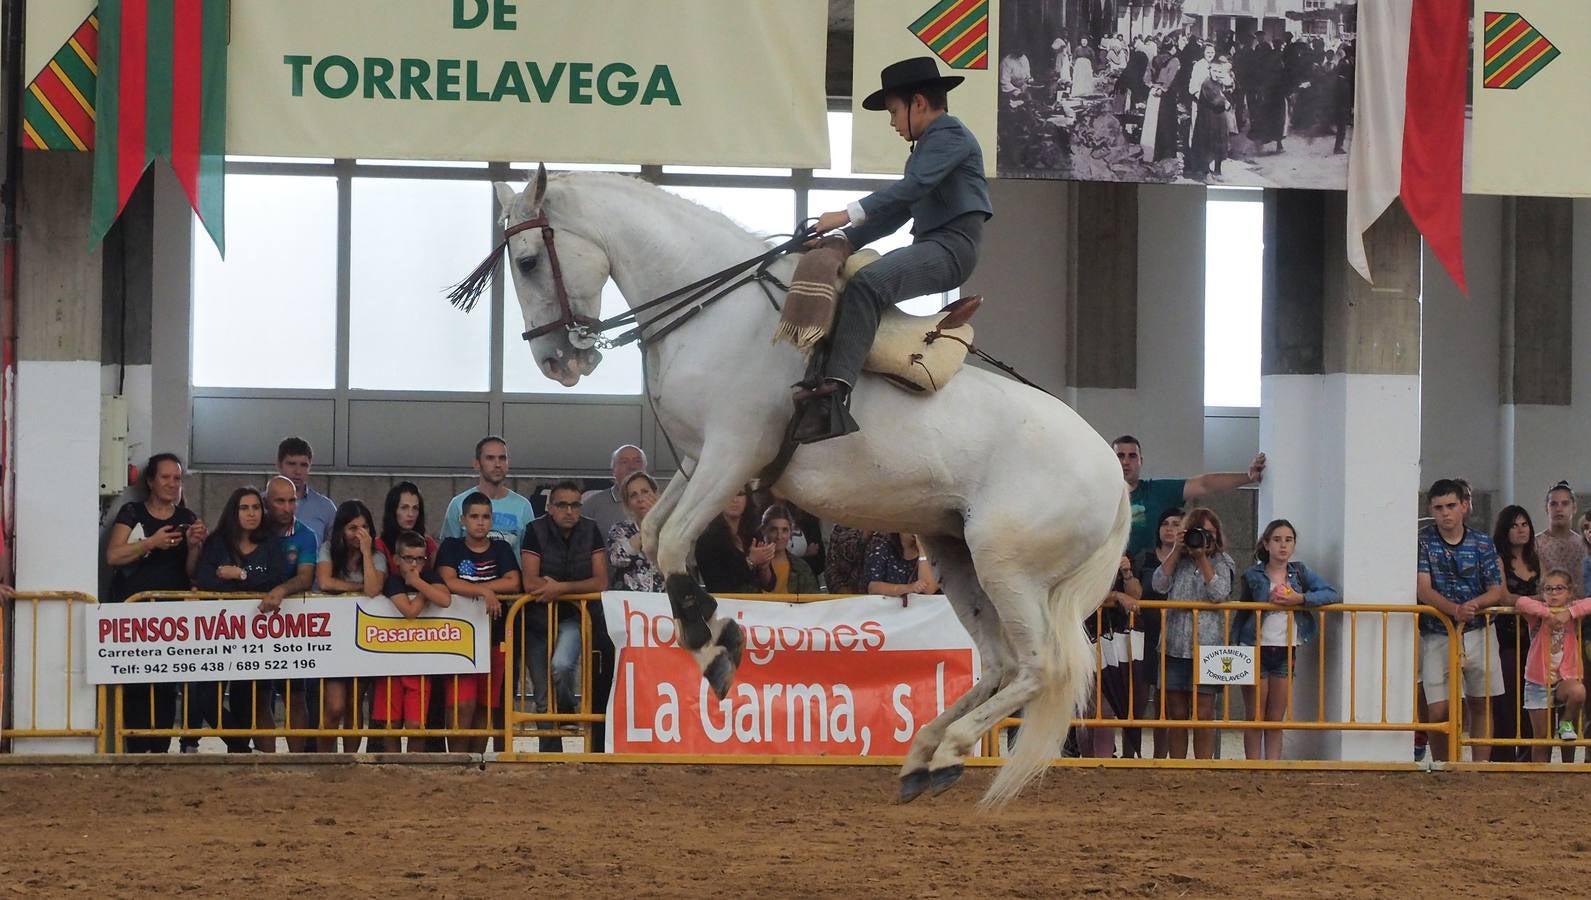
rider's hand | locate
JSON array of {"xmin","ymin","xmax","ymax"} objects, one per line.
[{"xmin": 813, "ymin": 209, "xmax": 851, "ymax": 235}]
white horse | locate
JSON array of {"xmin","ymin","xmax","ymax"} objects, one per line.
[{"xmin": 481, "ymin": 166, "xmax": 1129, "ymax": 806}]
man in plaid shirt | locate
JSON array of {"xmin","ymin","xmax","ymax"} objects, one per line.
[{"xmin": 1416, "ymin": 478, "xmax": 1508, "ymax": 762}]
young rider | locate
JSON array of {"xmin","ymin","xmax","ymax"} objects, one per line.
[{"xmin": 793, "ymin": 56, "xmax": 993, "ymax": 443}]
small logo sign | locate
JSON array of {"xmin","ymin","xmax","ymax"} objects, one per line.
[
  {"xmin": 1483, "ymin": 11, "xmax": 1560, "ymax": 90},
  {"xmin": 1198, "ymin": 645, "xmax": 1257, "ymax": 686},
  {"xmin": 909, "ymin": 0, "xmax": 989, "ymax": 70}
]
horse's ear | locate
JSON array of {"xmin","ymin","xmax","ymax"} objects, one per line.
[
  {"xmin": 492, "ymin": 181, "xmax": 520, "ymax": 218},
  {"xmin": 531, "ymin": 162, "xmax": 548, "ymax": 210}
]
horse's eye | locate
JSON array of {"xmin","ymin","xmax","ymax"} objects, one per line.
[{"xmin": 517, "ymin": 255, "xmax": 539, "ymax": 275}]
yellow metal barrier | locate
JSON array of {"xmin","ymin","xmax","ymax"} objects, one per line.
[
  {"xmin": 112, "ymin": 591, "xmax": 500, "ymax": 753},
  {"xmin": 23, "ymin": 587, "xmax": 1578, "ymax": 769},
  {"xmin": 986, "ymin": 599, "xmax": 1463, "ymax": 767},
  {"xmin": 2, "ymin": 591, "xmax": 104, "ymax": 750}
]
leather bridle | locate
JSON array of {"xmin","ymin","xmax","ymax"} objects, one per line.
[{"xmin": 507, "ymin": 215, "xmax": 603, "ymax": 346}]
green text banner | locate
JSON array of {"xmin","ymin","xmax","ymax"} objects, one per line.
[{"xmin": 226, "ymin": 0, "xmax": 830, "ymax": 166}]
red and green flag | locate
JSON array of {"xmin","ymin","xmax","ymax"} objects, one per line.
[
  {"xmin": 1482, "ymin": 11, "xmax": 1561, "ymax": 90},
  {"xmin": 90, "ymin": 0, "xmax": 229, "ymax": 254},
  {"xmin": 909, "ymin": 0, "xmax": 989, "ymax": 70}
]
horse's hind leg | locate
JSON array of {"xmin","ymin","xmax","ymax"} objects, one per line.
[
  {"xmin": 639, "ymin": 457, "xmax": 691, "ymax": 559},
  {"xmin": 654, "ymin": 443, "xmax": 765, "ymax": 699},
  {"xmin": 899, "ymin": 535, "xmax": 1008, "ymax": 804},
  {"xmin": 925, "ymin": 562, "xmax": 1054, "ymax": 796}
]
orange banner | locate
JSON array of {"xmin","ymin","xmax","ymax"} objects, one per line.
[{"xmin": 604, "ymin": 592, "xmax": 977, "ymax": 756}]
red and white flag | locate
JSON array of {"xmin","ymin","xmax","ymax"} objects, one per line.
[{"xmin": 1347, "ymin": 0, "xmax": 1468, "ymax": 293}]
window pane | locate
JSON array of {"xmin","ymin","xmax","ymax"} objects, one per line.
[
  {"xmin": 1204, "ymin": 198, "xmax": 1263, "ymax": 408},
  {"xmin": 356, "ymin": 158, "xmax": 488, "ymax": 168},
  {"xmin": 226, "ymin": 155, "xmax": 333, "ymax": 164},
  {"xmin": 816, "ymin": 112, "xmax": 854, "ymax": 178},
  {"xmin": 816, "ymin": 112, "xmax": 899, "ymax": 181},
  {"xmin": 192, "ymin": 174, "xmax": 336, "ymax": 388},
  {"xmin": 661, "ymin": 186, "xmax": 796, "ymax": 238},
  {"xmin": 502, "ymin": 279, "xmax": 643, "ymax": 395},
  {"xmin": 510, "ymin": 161, "xmax": 642, "ymax": 173},
  {"xmin": 808, "ymin": 189, "xmax": 956, "ymax": 316},
  {"xmin": 349, "ymin": 178, "xmax": 493, "ymax": 391},
  {"xmin": 663, "ymin": 164, "xmax": 791, "ymax": 177}
]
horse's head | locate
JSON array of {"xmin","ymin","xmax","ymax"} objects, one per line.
[{"xmin": 492, "ymin": 164, "xmax": 610, "ymax": 387}]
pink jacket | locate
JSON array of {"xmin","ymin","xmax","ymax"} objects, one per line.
[{"xmin": 1515, "ymin": 595, "xmax": 1591, "ymax": 685}]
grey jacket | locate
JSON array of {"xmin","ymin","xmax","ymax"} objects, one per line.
[{"xmin": 844, "ymin": 114, "xmax": 993, "ymax": 249}]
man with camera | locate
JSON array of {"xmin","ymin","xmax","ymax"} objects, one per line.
[{"xmin": 1113, "ymin": 435, "xmax": 1267, "ymax": 557}]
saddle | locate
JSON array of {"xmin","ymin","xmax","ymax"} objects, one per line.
[{"xmin": 777, "ymin": 247, "xmax": 980, "ymax": 394}]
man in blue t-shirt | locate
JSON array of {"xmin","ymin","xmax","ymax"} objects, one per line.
[
  {"xmin": 1415, "ymin": 477, "xmax": 1507, "ymax": 762},
  {"xmin": 1114, "ymin": 435, "xmax": 1267, "ymax": 557},
  {"xmin": 441, "ymin": 435, "xmax": 536, "ymax": 555},
  {"xmin": 262, "ymin": 476, "xmax": 317, "ymax": 611}
]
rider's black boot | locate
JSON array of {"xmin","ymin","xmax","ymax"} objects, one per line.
[{"xmin": 791, "ymin": 380, "xmax": 859, "ymax": 444}]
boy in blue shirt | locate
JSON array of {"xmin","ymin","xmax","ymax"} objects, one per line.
[
  {"xmin": 437, "ymin": 492, "xmax": 522, "ymax": 754},
  {"xmin": 794, "ymin": 56, "xmax": 993, "ymax": 443}
]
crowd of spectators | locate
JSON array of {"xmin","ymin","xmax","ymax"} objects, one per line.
[
  {"xmin": 102, "ymin": 434, "xmax": 931, "ymax": 755},
  {"xmin": 99, "ymin": 431, "xmax": 1591, "ymax": 763}
]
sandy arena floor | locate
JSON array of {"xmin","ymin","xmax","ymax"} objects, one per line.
[{"xmin": 0, "ymin": 763, "xmax": 1578, "ymax": 897}]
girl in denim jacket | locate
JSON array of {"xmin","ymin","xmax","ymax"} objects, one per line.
[{"xmin": 1235, "ymin": 519, "xmax": 1340, "ymax": 760}]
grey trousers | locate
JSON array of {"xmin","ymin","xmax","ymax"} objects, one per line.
[{"xmin": 824, "ymin": 216, "xmax": 982, "ymax": 388}]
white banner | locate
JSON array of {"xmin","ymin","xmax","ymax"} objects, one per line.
[
  {"xmin": 226, "ymin": 0, "xmax": 831, "ymax": 166},
  {"xmin": 86, "ymin": 596, "xmax": 490, "ymax": 685},
  {"xmin": 1198, "ymin": 644, "xmax": 1256, "ymax": 687},
  {"xmin": 603, "ymin": 591, "xmax": 978, "ymax": 756}
]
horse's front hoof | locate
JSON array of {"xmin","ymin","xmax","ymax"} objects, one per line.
[
  {"xmin": 714, "ymin": 618, "xmax": 745, "ymax": 669},
  {"xmin": 703, "ymin": 650, "xmax": 739, "ymax": 701},
  {"xmin": 899, "ymin": 769, "xmax": 931, "ymax": 804},
  {"xmin": 928, "ymin": 765, "xmax": 964, "ymax": 797}
]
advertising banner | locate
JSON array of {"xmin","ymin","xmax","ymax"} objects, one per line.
[
  {"xmin": 852, "ymin": 0, "xmax": 999, "ymax": 177},
  {"xmin": 604, "ymin": 592, "xmax": 977, "ymax": 756},
  {"xmin": 1469, "ymin": 4, "xmax": 1591, "ymax": 197},
  {"xmin": 86, "ymin": 596, "xmax": 490, "ymax": 685},
  {"xmin": 225, "ymin": 0, "xmax": 830, "ymax": 166}
]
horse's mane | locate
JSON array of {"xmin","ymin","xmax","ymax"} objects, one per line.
[{"xmin": 547, "ymin": 171, "xmax": 787, "ymax": 251}]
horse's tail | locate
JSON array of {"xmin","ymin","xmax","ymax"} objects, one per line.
[{"xmin": 981, "ymin": 485, "xmax": 1131, "ymax": 808}]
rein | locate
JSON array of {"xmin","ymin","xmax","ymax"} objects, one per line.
[{"xmin": 446, "ymin": 210, "xmax": 813, "ymax": 352}]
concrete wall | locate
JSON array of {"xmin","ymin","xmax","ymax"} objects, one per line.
[
  {"xmin": 1133, "ymin": 184, "xmax": 1208, "ymax": 479},
  {"xmin": 1420, "ymin": 196, "xmax": 1505, "ymax": 502},
  {"xmin": 1500, "ymin": 198, "xmax": 1589, "ymax": 510},
  {"xmin": 963, "ymin": 178, "xmax": 1069, "ymax": 395}
]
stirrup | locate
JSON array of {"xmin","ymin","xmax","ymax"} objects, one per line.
[
  {"xmin": 791, "ymin": 379, "xmax": 844, "ymax": 403},
  {"xmin": 792, "ymin": 385, "xmax": 859, "ymax": 444}
]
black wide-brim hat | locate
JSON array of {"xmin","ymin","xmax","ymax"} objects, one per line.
[{"xmin": 861, "ymin": 56, "xmax": 966, "ymax": 111}]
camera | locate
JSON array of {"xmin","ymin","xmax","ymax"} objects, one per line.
[{"xmin": 1183, "ymin": 527, "xmax": 1214, "ymax": 550}]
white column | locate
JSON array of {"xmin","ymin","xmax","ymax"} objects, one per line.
[{"xmin": 13, "ymin": 362, "xmax": 103, "ymax": 752}]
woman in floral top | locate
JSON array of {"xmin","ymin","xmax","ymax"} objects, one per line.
[
  {"xmin": 825, "ymin": 525, "xmax": 872, "ymax": 594},
  {"xmin": 606, "ymin": 471, "xmax": 666, "ymax": 592}
]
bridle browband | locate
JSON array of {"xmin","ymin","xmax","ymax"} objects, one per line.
[{"xmin": 446, "ymin": 205, "xmax": 813, "ymax": 352}]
